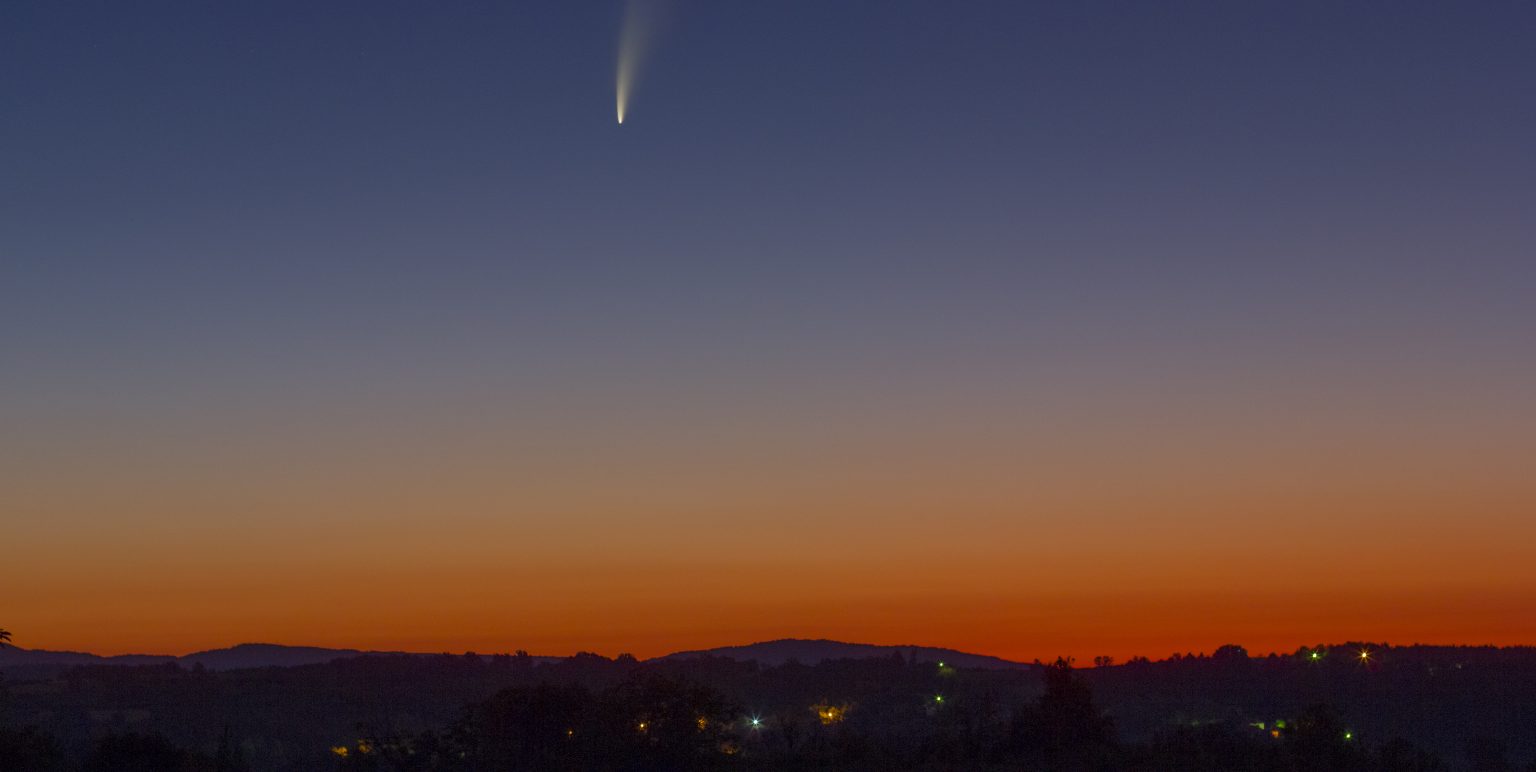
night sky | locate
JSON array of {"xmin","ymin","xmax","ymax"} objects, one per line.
[{"xmin": 4, "ymin": 0, "xmax": 1534, "ymax": 659}]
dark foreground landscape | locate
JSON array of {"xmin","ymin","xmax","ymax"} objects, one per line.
[{"xmin": 3, "ymin": 640, "xmax": 1535, "ymax": 771}]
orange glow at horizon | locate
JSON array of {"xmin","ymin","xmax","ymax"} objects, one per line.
[
  {"xmin": 5, "ymin": 345, "xmax": 1535, "ymax": 661},
  {"xmin": 7, "ymin": 530, "xmax": 1536, "ymax": 660}
]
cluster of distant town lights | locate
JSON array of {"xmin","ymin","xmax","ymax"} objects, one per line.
[
  {"xmin": 703, "ymin": 654, "xmax": 1361, "ymax": 733},
  {"xmin": 333, "ymin": 654, "xmax": 1377, "ymax": 758},
  {"xmin": 743, "ymin": 653, "xmax": 1368, "ymax": 732}
]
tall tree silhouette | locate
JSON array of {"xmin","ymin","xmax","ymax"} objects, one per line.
[{"xmin": 1008, "ymin": 657, "xmax": 1118, "ymax": 771}]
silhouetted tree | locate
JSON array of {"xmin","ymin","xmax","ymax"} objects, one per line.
[
  {"xmin": 1375, "ymin": 738, "xmax": 1450, "ymax": 772},
  {"xmin": 214, "ymin": 725, "xmax": 250, "ymax": 772},
  {"xmin": 450, "ymin": 682, "xmax": 593, "ymax": 771},
  {"xmin": 773, "ymin": 706, "xmax": 805, "ymax": 754},
  {"xmin": 1282, "ymin": 704, "xmax": 1368, "ymax": 772},
  {"xmin": 1131, "ymin": 723, "xmax": 1279, "ymax": 772},
  {"xmin": 445, "ymin": 677, "xmax": 737, "ymax": 772},
  {"xmin": 83, "ymin": 732, "xmax": 193, "ymax": 772},
  {"xmin": 598, "ymin": 676, "xmax": 737, "ymax": 771},
  {"xmin": 1212, "ymin": 644, "xmax": 1249, "ymax": 661},
  {"xmin": 1464, "ymin": 735, "xmax": 1515, "ymax": 772},
  {"xmin": 334, "ymin": 730, "xmax": 443, "ymax": 772},
  {"xmin": 0, "ymin": 727, "xmax": 65, "ymax": 772},
  {"xmin": 1008, "ymin": 657, "xmax": 1117, "ymax": 771}
]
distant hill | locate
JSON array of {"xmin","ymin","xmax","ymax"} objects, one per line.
[
  {"xmin": 1, "ymin": 638, "xmax": 1026, "ymax": 675},
  {"xmin": 0, "ymin": 643, "xmax": 366, "ymax": 674},
  {"xmin": 180, "ymin": 643, "xmax": 366, "ymax": 670},
  {"xmin": 0, "ymin": 647, "xmax": 174, "ymax": 668},
  {"xmin": 0, "ymin": 642, "xmax": 563, "ymax": 677},
  {"xmin": 655, "ymin": 638, "xmax": 1032, "ymax": 669}
]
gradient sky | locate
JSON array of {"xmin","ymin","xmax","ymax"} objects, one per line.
[{"xmin": 3, "ymin": 0, "xmax": 1535, "ymax": 661}]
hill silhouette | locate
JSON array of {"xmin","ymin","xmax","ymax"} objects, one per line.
[
  {"xmin": 178, "ymin": 643, "xmax": 367, "ymax": 670},
  {"xmin": 0, "ymin": 643, "xmax": 369, "ymax": 679},
  {"xmin": 0, "ymin": 638, "xmax": 1023, "ymax": 674},
  {"xmin": 658, "ymin": 637, "xmax": 1031, "ymax": 669}
]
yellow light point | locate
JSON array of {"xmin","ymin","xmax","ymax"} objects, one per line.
[
  {"xmin": 331, "ymin": 747, "xmax": 349, "ymax": 758},
  {"xmin": 637, "ymin": 722, "xmax": 648, "ymax": 732},
  {"xmin": 1359, "ymin": 648, "xmax": 1372, "ymax": 663},
  {"xmin": 811, "ymin": 703, "xmax": 847, "ymax": 725}
]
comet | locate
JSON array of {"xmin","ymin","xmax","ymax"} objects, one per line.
[{"xmin": 615, "ymin": 0, "xmax": 665, "ymax": 124}]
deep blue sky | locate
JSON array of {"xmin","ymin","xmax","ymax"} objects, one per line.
[{"xmin": 4, "ymin": 1, "xmax": 1536, "ymax": 656}]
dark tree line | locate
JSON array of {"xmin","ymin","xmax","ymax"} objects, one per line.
[
  {"xmin": 319, "ymin": 658, "xmax": 1532, "ymax": 771},
  {"xmin": 6, "ymin": 645, "xmax": 1536, "ymax": 771},
  {"xmin": 2, "ymin": 658, "xmax": 1479, "ymax": 772}
]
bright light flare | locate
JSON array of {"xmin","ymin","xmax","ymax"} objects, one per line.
[{"xmin": 812, "ymin": 703, "xmax": 847, "ymax": 725}]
